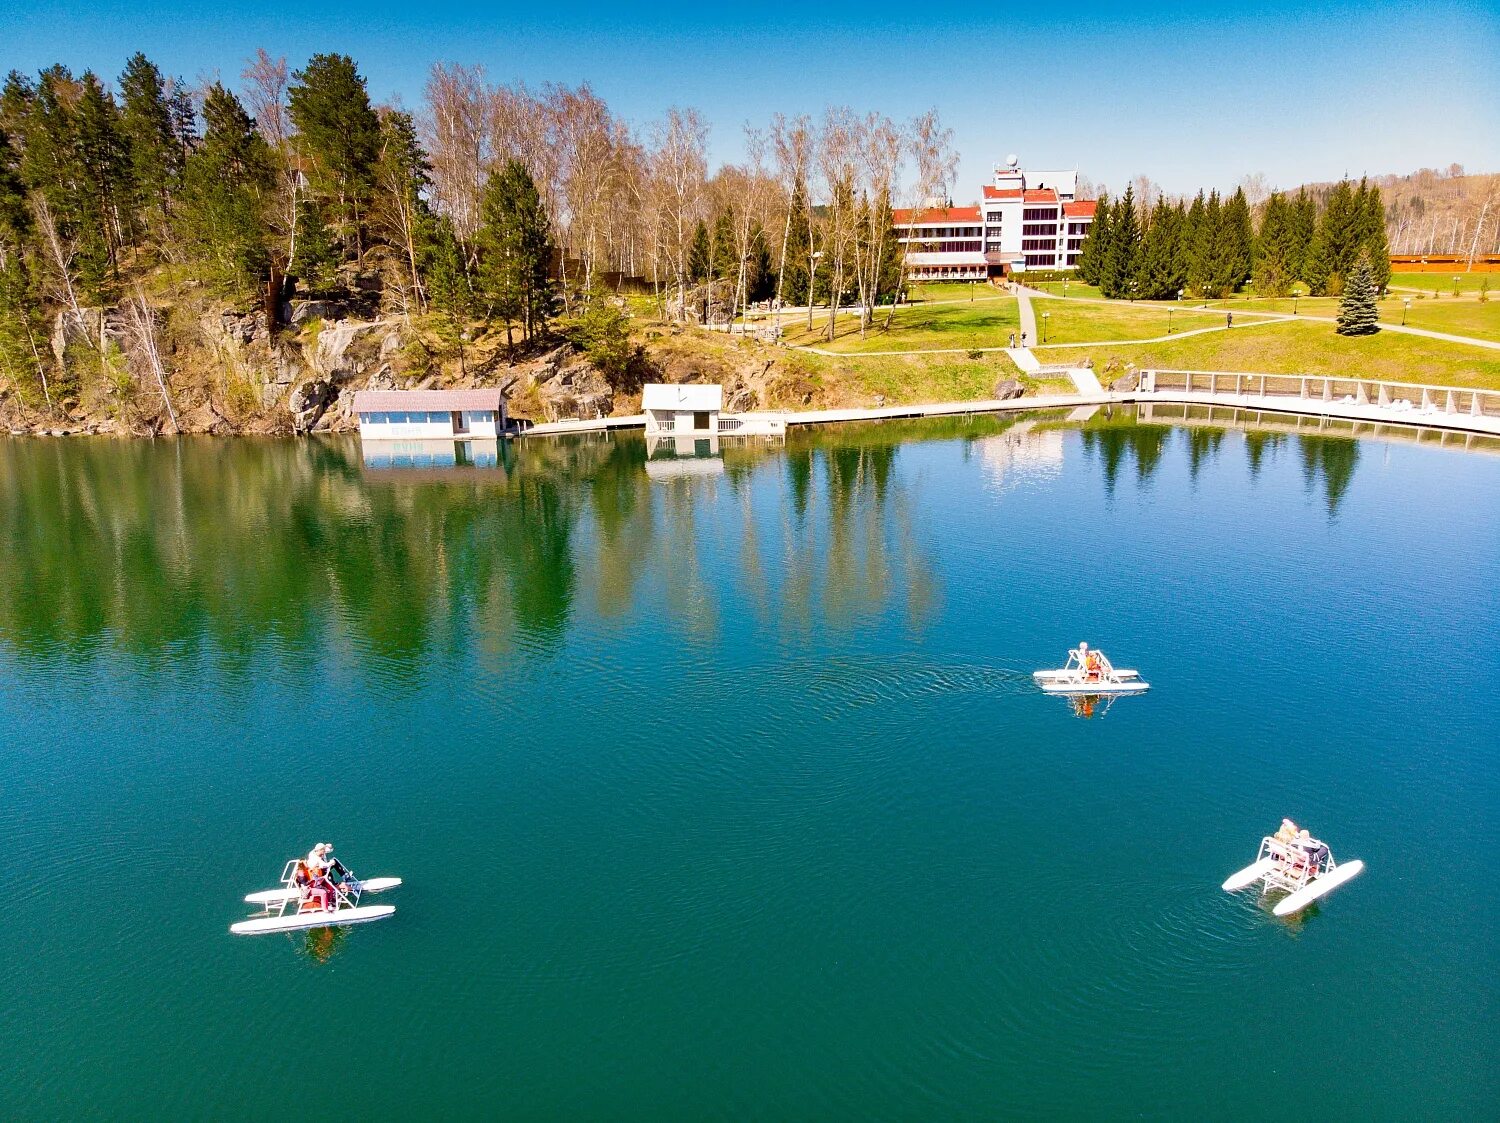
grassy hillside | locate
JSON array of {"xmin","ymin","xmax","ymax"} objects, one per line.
[{"xmin": 1036, "ymin": 318, "xmax": 1500, "ymax": 390}]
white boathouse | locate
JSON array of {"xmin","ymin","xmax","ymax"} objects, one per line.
[
  {"xmin": 354, "ymin": 389, "xmax": 507, "ymax": 441},
  {"xmin": 642, "ymin": 383, "xmax": 722, "ymax": 437},
  {"xmin": 641, "ymin": 383, "xmax": 787, "ymax": 438}
]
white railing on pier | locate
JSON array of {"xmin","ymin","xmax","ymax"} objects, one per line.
[{"xmin": 1138, "ymin": 370, "xmax": 1500, "ymax": 421}]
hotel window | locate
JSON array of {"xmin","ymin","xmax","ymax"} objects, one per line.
[{"xmin": 1023, "ymin": 208, "xmax": 1059, "ymax": 221}]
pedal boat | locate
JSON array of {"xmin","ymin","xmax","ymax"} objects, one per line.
[
  {"xmin": 231, "ymin": 857, "xmax": 400, "ymax": 935},
  {"xmin": 1033, "ymin": 646, "xmax": 1149, "ymax": 695},
  {"xmin": 1222, "ymin": 832, "xmax": 1364, "ymax": 917}
]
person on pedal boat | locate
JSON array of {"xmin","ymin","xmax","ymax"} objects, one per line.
[
  {"xmin": 1079, "ymin": 642, "xmax": 1103, "ymax": 682},
  {"xmin": 306, "ymin": 842, "xmax": 331, "ymax": 875},
  {"xmin": 294, "ymin": 857, "xmax": 333, "ymax": 911}
]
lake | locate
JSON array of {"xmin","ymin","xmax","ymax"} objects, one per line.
[{"xmin": 1, "ymin": 408, "xmax": 1496, "ymax": 1119}]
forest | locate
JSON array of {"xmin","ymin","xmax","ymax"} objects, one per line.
[
  {"xmin": 1074, "ymin": 179, "xmax": 1392, "ymax": 301},
  {"xmin": 0, "ymin": 52, "xmax": 949, "ymax": 419}
]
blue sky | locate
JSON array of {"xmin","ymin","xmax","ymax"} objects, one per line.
[{"xmin": 5, "ymin": 0, "xmax": 1497, "ymax": 198}]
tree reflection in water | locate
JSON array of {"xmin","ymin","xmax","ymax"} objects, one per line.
[{"xmin": 0, "ymin": 411, "xmax": 1368, "ymax": 677}]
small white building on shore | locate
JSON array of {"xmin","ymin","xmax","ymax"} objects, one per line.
[
  {"xmin": 641, "ymin": 383, "xmax": 787, "ymax": 438},
  {"xmin": 642, "ymin": 383, "xmax": 723, "ymax": 437},
  {"xmin": 354, "ymin": 389, "xmax": 507, "ymax": 441}
]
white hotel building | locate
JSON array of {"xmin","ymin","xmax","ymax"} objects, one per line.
[{"xmin": 892, "ymin": 157, "xmax": 1097, "ymax": 281}]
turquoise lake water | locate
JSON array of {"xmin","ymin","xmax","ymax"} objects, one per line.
[{"xmin": 1, "ymin": 409, "xmax": 1496, "ymax": 1118}]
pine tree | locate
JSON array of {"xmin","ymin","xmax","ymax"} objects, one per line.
[
  {"xmin": 1136, "ymin": 199, "xmax": 1184, "ymax": 300},
  {"xmin": 287, "ymin": 54, "xmax": 381, "ymax": 262},
  {"xmin": 711, "ymin": 207, "xmax": 737, "ymax": 282},
  {"xmin": 290, "ymin": 202, "xmax": 339, "ymax": 293},
  {"xmin": 1253, "ymin": 192, "xmax": 1295, "ymax": 296},
  {"xmin": 1357, "ymin": 179, "xmax": 1391, "ymax": 292},
  {"xmin": 1308, "ymin": 179, "xmax": 1359, "ymax": 295},
  {"xmin": 1183, "ymin": 191, "xmax": 1208, "ymax": 295},
  {"xmin": 686, "ymin": 219, "xmax": 711, "ymax": 283},
  {"xmin": 0, "ymin": 126, "xmax": 51, "ymax": 407},
  {"xmin": 72, "ymin": 72, "xmax": 132, "ymax": 297},
  {"xmin": 1290, "ymin": 188, "xmax": 1316, "ymax": 287},
  {"xmin": 118, "ymin": 53, "xmax": 180, "ymax": 231},
  {"xmin": 426, "ymin": 214, "xmax": 480, "ymax": 350},
  {"xmin": 177, "ymin": 84, "xmax": 274, "ymax": 301},
  {"xmin": 780, "ymin": 182, "xmax": 812, "ymax": 305},
  {"xmin": 1099, "ymin": 185, "xmax": 1139, "ymax": 298},
  {"xmin": 747, "ymin": 222, "xmax": 777, "ymax": 304},
  {"xmin": 1335, "ymin": 252, "xmax": 1379, "ymax": 335},
  {"xmin": 1216, "ymin": 187, "xmax": 1254, "ymax": 293},
  {"xmin": 475, "ymin": 158, "xmax": 556, "ymax": 345},
  {"xmin": 1075, "ymin": 193, "xmax": 1109, "ymax": 286}
]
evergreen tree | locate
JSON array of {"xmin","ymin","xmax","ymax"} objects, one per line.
[
  {"xmin": 1335, "ymin": 252, "xmax": 1379, "ymax": 335},
  {"xmin": 0, "ymin": 126, "xmax": 51, "ymax": 406},
  {"xmin": 1357, "ymin": 179, "xmax": 1391, "ymax": 291},
  {"xmin": 1183, "ymin": 190, "xmax": 1209, "ymax": 295},
  {"xmin": 118, "ymin": 53, "xmax": 179, "ymax": 230},
  {"xmin": 1289, "ymin": 188, "xmax": 1316, "ymax": 286},
  {"xmin": 1075, "ymin": 193, "xmax": 1109, "ymax": 286},
  {"xmin": 711, "ymin": 207, "xmax": 737, "ymax": 282},
  {"xmin": 1099, "ymin": 184, "xmax": 1139, "ymax": 298},
  {"xmin": 1308, "ymin": 179, "xmax": 1359, "ymax": 295},
  {"xmin": 686, "ymin": 219, "xmax": 711, "ymax": 283},
  {"xmin": 1136, "ymin": 199, "xmax": 1185, "ymax": 300},
  {"xmin": 747, "ymin": 222, "xmax": 777, "ymax": 304},
  {"xmin": 475, "ymin": 158, "xmax": 556, "ymax": 345},
  {"xmin": 177, "ymin": 84, "xmax": 274, "ymax": 301},
  {"xmin": 290, "ymin": 203, "xmax": 339, "ymax": 293},
  {"xmin": 1215, "ymin": 187, "xmax": 1254, "ymax": 293},
  {"xmin": 1253, "ymin": 192, "xmax": 1295, "ymax": 296},
  {"xmin": 779, "ymin": 181, "xmax": 812, "ymax": 305},
  {"xmin": 426, "ymin": 214, "xmax": 480, "ymax": 341},
  {"xmin": 69, "ymin": 72, "xmax": 131, "ymax": 297},
  {"xmin": 287, "ymin": 54, "xmax": 381, "ymax": 261}
]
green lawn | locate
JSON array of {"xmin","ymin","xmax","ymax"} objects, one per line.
[
  {"xmin": 1035, "ymin": 300, "xmax": 1227, "ymax": 343},
  {"xmin": 779, "ymin": 298, "xmax": 1022, "ymax": 353},
  {"xmin": 1024, "ymin": 279, "xmax": 1104, "ymax": 300},
  {"xmin": 1035, "ymin": 318, "xmax": 1500, "ymax": 390},
  {"xmin": 906, "ymin": 281, "xmax": 1005, "ymax": 304},
  {"xmin": 1390, "ymin": 271, "xmax": 1496, "ymax": 295},
  {"xmin": 1197, "ymin": 295, "xmax": 1342, "ymax": 317},
  {"xmin": 1393, "ymin": 298, "xmax": 1500, "ymax": 341}
]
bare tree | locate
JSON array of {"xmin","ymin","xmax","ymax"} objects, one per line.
[
  {"xmin": 242, "ymin": 51, "xmax": 299, "ymax": 270},
  {"xmin": 647, "ymin": 107, "xmax": 708, "ymax": 320},
  {"xmin": 768, "ymin": 113, "xmax": 812, "ymax": 333},
  {"xmin": 423, "ymin": 63, "xmax": 490, "ymax": 249},
  {"xmin": 124, "ymin": 284, "xmax": 178, "ymax": 433},
  {"xmin": 817, "ymin": 108, "xmax": 859, "ymax": 342}
]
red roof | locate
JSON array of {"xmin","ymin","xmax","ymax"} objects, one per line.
[
  {"xmin": 891, "ymin": 205, "xmax": 981, "ymax": 225},
  {"xmin": 982, "ymin": 186, "xmax": 1022, "ymax": 200},
  {"xmin": 1063, "ymin": 200, "xmax": 1098, "ymax": 218},
  {"xmin": 1023, "ymin": 189, "xmax": 1059, "ymax": 204}
]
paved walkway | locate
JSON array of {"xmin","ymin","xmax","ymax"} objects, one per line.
[{"xmin": 1016, "ymin": 286, "xmax": 1038, "ymax": 348}]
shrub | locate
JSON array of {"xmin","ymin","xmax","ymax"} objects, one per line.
[{"xmin": 560, "ymin": 301, "xmax": 634, "ymax": 380}]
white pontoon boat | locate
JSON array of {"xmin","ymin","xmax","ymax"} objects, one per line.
[
  {"xmin": 1033, "ymin": 643, "xmax": 1149, "ymax": 695},
  {"xmin": 231, "ymin": 857, "xmax": 401, "ymax": 936},
  {"xmin": 1222, "ymin": 824, "xmax": 1364, "ymax": 917}
]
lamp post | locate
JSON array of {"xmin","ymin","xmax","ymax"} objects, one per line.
[
  {"xmin": 1453, "ymin": 276, "xmax": 1460, "ymax": 297},
  {"xmin": 1293, "ymin": 293, "xmax": 1299, "ymax": 315},
  {"xmin": 1168, "ymin": 307, "xmax": 1174, "ymax": 334},
  {"xmin": 1402, "ymin": 297, "xmax": 1411, "ymax": 326},
  {"xmin": 1063, "ymin": 277, "xmax": 1069, "ymax": 299},
  {"xmin": 1042, "ymin": 311, "xmax": 1050, "ymax": 344}
]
